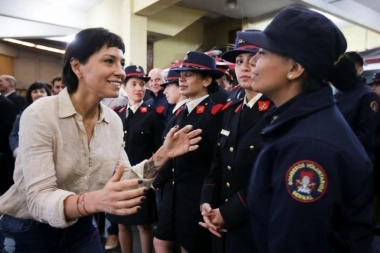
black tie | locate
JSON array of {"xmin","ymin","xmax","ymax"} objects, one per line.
[
  {"xmin": 238, "ymin": 105, "xmax": 252, "ymax": 135},
  {"xmin": 127, "ymin": 108, "xmax": 134, "ymax": 120},
  {"xmin": 177, "ymin": 106, "xmax": 188, "ymax": 126}
]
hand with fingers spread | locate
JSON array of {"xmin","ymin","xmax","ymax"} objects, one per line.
[
  {"xmin": 199, "ymin": 204, "xmax": 227, "ymax": 238},
  {"xmin": 92, "ymin": 164, "xmax": 147, "ymax": 216},
  {"xmin": 162, "ymin": 125, "xmax": 202, "ymax": 158}
]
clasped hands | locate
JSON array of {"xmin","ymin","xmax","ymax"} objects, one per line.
[{"xmin": 199, "ymin": 203, "xmax": 227, "ymax": 237}]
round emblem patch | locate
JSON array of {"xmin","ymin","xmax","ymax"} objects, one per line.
[
  {"xmin": 285, "ymin": 160, "xmax": 328, "ymax": 203},
  {"xmin": 370, "ymin": 101, "xmax": 378, "ymax": 112}
]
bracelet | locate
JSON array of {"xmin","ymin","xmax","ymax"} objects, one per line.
[
  {"xmin": 78, "ymin": 193, "xmax": 90, "ymax": 216},
  {"xmin": 81, "ymin": 193, "xmax": 90, "ymax": 215},
  {"xmin": 76, "ymin": 195, "xmax": 85, "ymax": 217}
]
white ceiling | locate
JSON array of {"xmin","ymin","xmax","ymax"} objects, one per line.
[{"xmin": 0, "ymin": 0, "xmax": 379, "ymax": 40}]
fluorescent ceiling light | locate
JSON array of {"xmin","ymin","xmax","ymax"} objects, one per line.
[{"xmin": 2, "ymin": 38, "xmax": 65, "ymax": 54}]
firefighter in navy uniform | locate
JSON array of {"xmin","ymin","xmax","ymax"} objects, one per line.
[
  {"xmin": 107, "ymin": 65, "xmax": 165, "ymax": 253},
  {"xmin": 152, "ymin": 69, "xmax": 188, "ymax": 223},
  {"xmin": 238, "ymin": 6, "xmax": 373, "ymax": 253},
  {"xmin": 334, "ymin": 52, "xmax": 380, "ymax": 162},
  {"xmin": 199, "ymin": 30, "xmax": 273, "ymax": 253},
  {"xmin": 153, "ymin": 51, "xmax": 224, "ymax": 253}
]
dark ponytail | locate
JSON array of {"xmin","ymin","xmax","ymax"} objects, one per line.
[{"xmin": 328, "ymin": 56, "xmax": 357, "ymax": 91}]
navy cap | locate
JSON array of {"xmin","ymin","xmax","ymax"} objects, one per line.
[
  {"xmin": 160, "ymin": 68, "xmax": 180, "ymax": 88},
  {"xmin": 222, "ymin": 29, "xmax": 260, "ymax": 63},
  {"xmin": 237, "ymin": 6, "xmax": 347, "ymax": 80},
  {"xmin": 124, "ymin": 65, "xmax": 150, "ymax": 82},
  {"xmin": 173, "ymin": 51, "xmax": 224, "ymax": 79},
  {"xmin": 369, "ymin": 72, "xmax": 380, "ymax": 86}
]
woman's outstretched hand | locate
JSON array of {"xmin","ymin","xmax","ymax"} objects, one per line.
[
  {"xmin": 91, "ymin": 164, "xmax": 147, "ymax": 216},
  {"xmin": 162, "ymin": 125, "xmax": 202, "ymax": 158}
]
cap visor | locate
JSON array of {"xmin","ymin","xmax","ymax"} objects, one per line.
[{"xmin": 237, "ymin": 31, "xmax": 287, "ymax": 55}]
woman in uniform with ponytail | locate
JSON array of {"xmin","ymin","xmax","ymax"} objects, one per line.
[{"xmin": 239, "ymin": 6, "xmax": 373, "ymax": 253}]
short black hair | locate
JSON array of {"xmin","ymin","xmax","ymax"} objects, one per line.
[
  {"xmin": 26, "ymin": 81, "xmax": 51, "ymax": 105},
  {"xmin": 199, "ymin": 72, "xmax": 218, "ymax": 94},
  {"xmin": 51, "ymin": 76, "xmax": 63, "ymax": 86},
  {"xmin": 345, "ymin": 51, "xmax": 364, "ymax": 67},
  {"xmin": 62, "ymin": 28, "xmax": 125, "ymax": 94}
]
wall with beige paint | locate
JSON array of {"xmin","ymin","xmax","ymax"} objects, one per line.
[
  {"xmin": 203, "ymin": 18, "xmax": 241, "ymax": 51},
  {"xmin": 153, "ymin": 20, "xmax": 203, "ymax": 68}
]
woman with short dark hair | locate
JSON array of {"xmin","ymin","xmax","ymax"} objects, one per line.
[{"xmin": 0, "ymin": 28, "xmax": 201, "ymax": 252}]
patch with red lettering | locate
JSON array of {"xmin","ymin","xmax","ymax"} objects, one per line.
[
  {"xmin": 140, "ymin": 106, "xmax": 148, "ymax": 114},
  {"xmin": 370, "ymin": 101, "xmax": 378, "ymax": 112},
  {"xmin": 285, "ymin": 160, "xmax": 327, "ymax": 203},
  {"xmin": 196, "ymin": 105, "xmax": 205, "ymax": 114},
  {"xmin": 211, "ymin": 104, "xmax": 223, "ymax": 115},
  {"xmin": 258, "ymin": 101, "xmax": 271, "ymax": 112},
  {"xmin": 156, "ymin": 106, "xmax": 165, "ymax": 114}
]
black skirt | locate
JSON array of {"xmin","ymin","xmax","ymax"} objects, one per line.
[{"xmin": 106, "ymin": 188, "xmax": 157, "ymax": 225}]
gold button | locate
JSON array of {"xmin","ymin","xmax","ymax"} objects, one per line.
[
  {"xmin": 172, "ymin": 181, "xmax": 175, "ymax": 185},
  {"xmin": 250, "ymin": 145, "xmax": 254, "ymax": 149},
  {"xmin": 124, "ymin": 130, "xmax": 127, "ymax": 134},
  {"xmin": 123, "ymin": 141, "xmax": 125, "ymax": 145},
  {"xmin": 172, "ymin": 168, "xmax": 174, "ymax": 172},
  {"xmin": 141, "ymin": 132, "xmax": 143, "ymax": 134},
  {"xmin": 229, "ymin": 147, "xmax": 234, "ymax": 152},
  {"xmin": 225, "ymin": 199, "xmax": 228, "ymax": 202},
  {"xmin": 227, "ymin": 166, "xmax": 231, "ymax": 171},
  {"xmin": 218, "ymin": 143, "xmax": 221, "ymax": 147},
  {"xmin": 226, "ymin": 182, "xmax": 230, "ymax": 188}
]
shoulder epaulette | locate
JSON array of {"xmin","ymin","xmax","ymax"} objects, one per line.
[
  {"xmin": 156, "ymin": 105, "xmax": 165, "ymax": 114},
  {"xmin": 222, "ymin": 100, "xmax": 233, "ymax": 111},
  {"xmin": 211, "ymin": 104, "xmax": 223, "ymax": 115}
]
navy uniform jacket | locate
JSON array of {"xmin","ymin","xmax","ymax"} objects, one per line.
[
  {"xmin": 210, "ymin": 85, "xmax": 229, "ymax": 104},
  {"xmin": 145, "ymin": 90, "xmax": 173, "ymax": 125},
  {"xmin": 334, "ymin": 80, "xmax": 380, "ymax": 161},
  {"xmin": 116, "ymin": 103, "xmax": 164, "ymax": 165},
  {"xmin": 157, "ymin": 96, "xmax": 223, "ymax": 252},
  {"xmin": 201, "ymin": 95, "xmax": 273, "ymax": 253},
  {"xmin": 248, "ymin": 87, "xmax": 373, "ymax": 253},
  {"xmin": 228, "ymin": 84, "xmax": 245, "ymax": 100},
  {"xmin": 7, "ymin": 92, "xmax": 27, "ymax": 114}
]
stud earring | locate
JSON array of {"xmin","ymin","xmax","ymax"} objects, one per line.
[{"xmin": 288, "ymin": 75, "xmax": 293, "ymax": 79}]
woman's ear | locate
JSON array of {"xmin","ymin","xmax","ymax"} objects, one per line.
[
  {"xmin": 70, "ymin": 58, "xmax": 82, "ymax": 79},
  {"xmin": 287, "ymin": 60, "xmax": 305, "ymax": 80}
]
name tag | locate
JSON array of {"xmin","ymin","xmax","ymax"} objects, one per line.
[{"xmin": 221, "ymin": 129, "xmax": 230, "ymax": 136}]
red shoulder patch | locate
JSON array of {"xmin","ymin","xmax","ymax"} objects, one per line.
[
  {"xmin": 140, "ymin": 106, "xmax": 148, "ymax": 114},
  {"xmin": 222, "ymin": 100, "xmax": 233, "ymax": 111},
  {"xmin": 196, "ymin": 105, "xmax": 206, "ymax": 114},
  {"xmin": 231, "ymin": 84, "xmax": 241, "ymax": 91},
  {"xmin": 258, "ymin": 101, "xmax": 271, "ymax": 112},
  {"xmin": 285, "ymin": 160, "xmax": 328, "ymax": 203},
  {"xmin": 156, "ymin": 106, "xmax": 165, "ymax": 114},
  {"xmin": 235, "ymin": 103, "xmax": 242, "ymax": 113},
  {"xmin": 211, "ymin": 104, "xmax": 223, "ymax": 115},
  {"xmin": 118, "ymin": 106, "xmax": 126, "ymax": 113}
]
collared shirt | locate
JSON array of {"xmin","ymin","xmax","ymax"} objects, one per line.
[
  {"xmin": 127, "ymin": 100, "xmax": 144, "ymax": 114},
  {"xmin": 186, "ymin": 94, "xmax": 209, "ymax": 114},
  {"xmin": 172, "ymin": 99, "xmax": 189, "ymax": 114},
  {"xmin": 0, "ymin": 89, "xmax": 153, "ymax": 228},
  {"xmin": 243, "ymin": 93, "xmax": 263, "ymax": 109}
]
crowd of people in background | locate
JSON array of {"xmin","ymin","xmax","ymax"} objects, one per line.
[{"xmin": 1, "ymin": 5, "xmax": 380, "ymax": 253}]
